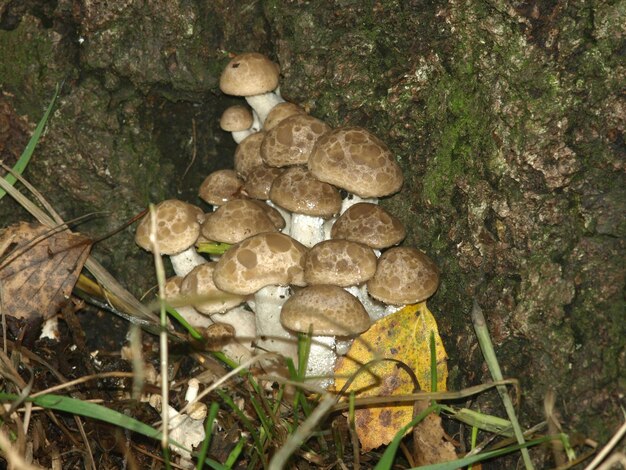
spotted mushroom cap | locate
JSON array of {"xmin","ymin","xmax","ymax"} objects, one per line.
[
  {"xmin": 249, "ymin": 200, "xmax": 286, "ymax": 230},
  {"xmin": 280, "ymin": 285, "xmax": 370, "ymax": 336},
  {"xmin": 198, "ymin": 170, "xmax": 244, "ymax": 206},
  {"xmin": 269, "ymin": 166, "xmax": 341, "ymax": 218},
  {"xmin": 367, "ymin": 247, "xmax": 440, "ymax": 305},
  {"xmin": 330, "ymin": 202, "xmax": 406, "ymax": 249},
  {"xmin": 304, "ymin": 239, "xmax": 377, "ymax": 287},
  {"xmin": 135, "ymin": 199, "xmax": 203, "ymax": 255},
  {"xmin": 180, "ymin": 263, "xmax": 245, "ymax": 315},
  {"xmin": 213, "ymin": 232, "xmax": 307, "ymax": 295},
  {"xmin": 308, "ymin": 127, "xmax": 403, "ymax": 198},
  {"xmin": 201, "ymin": 199, "xmax": 279, "ymax": 244},
  {"xmin": 219, "ymin": 52, "xmax": 280, "ymax": 97},
  {"xmin": 234, "ymin": 132, "xmax": 265, "ymax": 179},
  {"xmin": 243, "ymin": 164, "xmax": 285, "ymax": 200},
  {"xmin": 264, "ymin": 102, "xmax": 305, "ymax": 131},
  {"xmin": 220, "ymin": 105, "xmax": 254, "ymax": 132},
  {"xmin": 261, "ymin": 114, "xmax": 330, "ymax": 167}
]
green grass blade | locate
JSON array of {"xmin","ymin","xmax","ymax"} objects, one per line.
[
  {"xmin": 0, "ymin": 392, "xmax": 227, "ymax": 470},
  {"xmin": 196, "ymin": 401, "xmax": 220, "ymax": 470},
  {"xmin": 224, "ymin": 436, "xmax": 246, "ymax": 468},
  {"xmin": 0, "ymin": 84, "xmax": 60, "ymax": 200},
  {"xmin": 373, "ymin": 403, "xmax": 441, "ymax": 470},
  {"xmin": 472, "ymin": 300, "xmax": 533, "ymax": 470}
]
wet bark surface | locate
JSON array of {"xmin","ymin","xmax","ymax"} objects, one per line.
[{"xmin": 1, "ymin": 0, "xmax": 624, "ymax": 465}]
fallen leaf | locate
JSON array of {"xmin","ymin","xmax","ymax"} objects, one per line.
[
  {"xmin": 0, "ymin": 222, "xmax": 91, "ymax": 320},
  {"xmin": 333, "ymin": 303, "xmax": 451, "ymax": 454}
]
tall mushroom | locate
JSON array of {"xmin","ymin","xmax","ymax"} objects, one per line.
[
  {"xmin": 219, "ymin": 52, "xmax": 284, "ymax": 125},
  {"xmin": 280, "ymin": 284, "xmax": 371, "ymax": 387}
]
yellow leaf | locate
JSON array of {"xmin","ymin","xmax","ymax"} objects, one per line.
[{"xmin": 333, "ymin": 302, "xmax": 448, "ymax": 451}]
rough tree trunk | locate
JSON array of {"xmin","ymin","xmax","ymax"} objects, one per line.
[{"xmin": 0, "ymin": 0, "xmax": 623, "ymax": 465}]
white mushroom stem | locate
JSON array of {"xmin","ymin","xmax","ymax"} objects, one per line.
[
  {"xmin": 345, "ymin": 284, "xmax": 389, "ymax": 321},
  {"xmin": 231, "ymin": 111, "xmax": 262, "ymax": 143},
  {"xmin": 289, "ymin": 213, "xmax": 325, "ymax": 248},
  {"xmin": 170, "ymin": 247, "xmax": 207, "ymax": 277},
  {"xmin": 246, "ymin": 91, "xmax": 285, "ymax": 126},
  {"xmin": 305, "ymin": 335, "xmax": 337, "ymax": 389},
  {"xmin": 251, "ymin": 285, "xmax": 298, "ymax": 365},
  {"xmin": 211, "ymin": 305, "xmax": 256, "ymax": 349}
]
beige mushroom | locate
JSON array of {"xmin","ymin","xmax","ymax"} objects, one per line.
[
  {"xmin": 269, "ymin": 166, "xmax": 341, "ymax": 247},
  {"xmin": 219, "ymin": 52, "xmax": 284, "ymax": 124},
  {"xmin": 330, "ymin": 202, "xmax": 406, "ymax": 250},
  {"xmin": 260, "ymin": 114, "xmax": 330, "ymax": 168},
  {"xmin": 308, "ymin": 127, "xmax": 403, "ymax": 199},
  {"xmin": 213, "ymin": 232, "xmax": 308, "ymax": 364},
  {"xmin": 304, "ymin": 239, "xmax": 377, "ymax": 286},
  {"xmin": 200, "ymin": 199, "xmax": 280, "ymax": 245},
  {"xmin": 263, "ymin": 102, "xmax": 305, "ymax": 131},
  {"xmin": 219, "ymin": 105, "xmax": 259, "ymax": 143},
  {"xmin": 181, "ymin": 263, "xmax": 255, "ymax": 354},
  {"xmin": 134, "ymin": 199, "xmax": 207, "ymax": 277},
  {"xmin": 280, "ymin": 284, "xmax": 370, "ymax": 386},
  {"xmin": 198, "ymin": 170, "xmax": 244, "ymax": 208},
  {"xmin": 367, "ymin": 247, "xmax": 440, "ymax": 306},
  {"xmin": 234, "ymin": 132, "xmax": 265, "ymax": 180}
]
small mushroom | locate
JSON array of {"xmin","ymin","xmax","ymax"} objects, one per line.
[
  {"xmin": 304, "ymin": 239, "xmax": 377, "ymax": 287},
  {"xmin": 367, "ymin": 247, "xmax": 440, "ymax": 309},
  {"xmin": 263, "ymin": 102, "xmax": 305, "ymax": 131},
  {"xmin": 198, "ymin": 169, "xmax": 244, "ymax": 208},
  {"xmin": 219, "ymin": 105, "xmax": 259, "ymax": 143},
  {"xmin": 219, "ymin": 52, "xmax": 284, "ymax": 124},
  {"xmin": 200, "ymin": 199, "xmax": 281, "ymax": 245},
  {"xmin": 134, "ymin": 199, "xmax": 207, "ymax": 277},
  {"xmin": 280, "ymin": 285, "xmax": 371, "ymax": 387},
  {"xmin": 234, "ymin": 132, "xmax": 265, "ymax": 180}
]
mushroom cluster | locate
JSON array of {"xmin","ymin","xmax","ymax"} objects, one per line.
[{"xmin": 134, "ymin": 52, "xmax": 441, "ymax": 387}]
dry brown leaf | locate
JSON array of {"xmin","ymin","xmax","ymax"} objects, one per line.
[
  {"xmin": 0, "ymin": 221, "xmax": 91, "ymax": 320},
  {"xmin": 412, "ymin": 400, "xmax": 458, "ymax": 466}
]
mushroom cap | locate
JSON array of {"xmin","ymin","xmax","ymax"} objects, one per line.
[
  {"xmin": 180, "ymin": 263, "xmax": 245, "ymax": 314},
  {"xmin": 249, "ymin": 200, "xmax": 286, "ymax": 230},
  {"xmin": 220, "ymin": 52, "xmax": 280, "ymax": 97},
  {"xmin": 367, "ymin": 247, "xmax": 440, "ymax": 305},
  {"xmin": 220, "ymin": 105, "xmax": 254, "ymax": 132},
  {"xmin": 308, "ymin": 127, "xmax": 403, "ymax": 198},
  {"xmin": 243, "ymin": 164, "xmax": 284, "ymax": 200},
  {"xmin": 201, "ymin": 199, "xmax": 279, "ymax": 244},
  {"xmin": 261, "ymin": 114, "xmax": 330, "ymax": 167},
  {"xmin": 269, "ymin": 166, "xmax": 341, "ymax": 218},
  {"xmin": 304, "ymin": 239, "xmax": 377, "ymax": 287},
  {"xmin": 234, "ymin": 132, "xmax": 265, "ymax": 180},
  {"xmin": 264, "ymin": 102, "xmax": 305, "ymax": 131},
  {"xmin": 213, "ymin": 232, "xmax": 307, "ymax": 295},
  {"xmin": 135, "ymin": 199, "xmax": 203, "ymax": 255},
  {"xmin": 280, "ymin": 285, "xmax": 370, "ymax": 336},
  {"xmin": 198, "ymin": 169, "xmax": 244, "ymax": 206},
  {"xmin": 330, "ymin": 202, "xmax": 406, "ymax": 249},
  {"xmin": 163, "ymin": 276, "xmax": 184, "ymax": 301}
]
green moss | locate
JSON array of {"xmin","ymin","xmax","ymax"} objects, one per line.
[
  {"xmin": 421, "ymin": 71, "xmax": 494, "ymax": 208},
  {"xmin": 0, "ymin": 15, "xmax": 65, "ymax": 115}
]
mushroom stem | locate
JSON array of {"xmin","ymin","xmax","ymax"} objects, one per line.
[
  {"xmin": 170, "ymin": 247, "xmax": 207, "ymax": 277},
  {"xmin": 289, "ymin": 213, "xmax": 325, "ymax": 248},
  {"xmin": 251, "ymin": 285, "xmax": 298, "ymax": 365},
  {"xmin": 305, "ymin": 335, "xmax": 337, "ymax": 388},
  {"xmin": 246, "ymin": 91, "xmax": 285, "ymax": 126}
]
